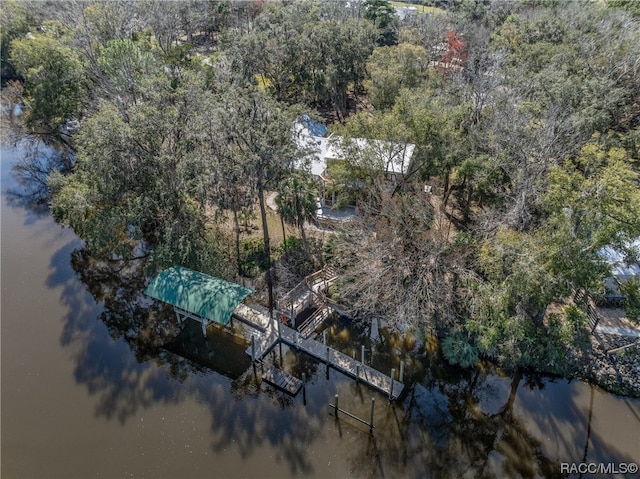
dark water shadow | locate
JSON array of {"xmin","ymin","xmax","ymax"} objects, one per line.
[
  {"xmin": 32, "ymin": 228, "xmax": 640, "ymax": 478},
  {"xmin": 337, "ymin": 367, "xmax": 564, "ymax": 478},
  {"xmin": 45, "ymin": 246, "xmax": 331, "ymax": 475},
  {"xmin": 286, "ymin": 325, "xmax": 558, "ymax": 477},
  {"xmin": 514, "ymin": 374, "xmax": 640, "ymax": 468},
  {"xmin": 2, "ymin": 140, "xmax": 72, "ymax": 224},
  {"xmin": 7, "ymin": 135, "xmax": 634, "ymax": 477}
]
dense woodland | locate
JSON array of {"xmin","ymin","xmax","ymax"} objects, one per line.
[{"xmin": 2, "ymin": 0, "xmax": 640, "ymax": 375}]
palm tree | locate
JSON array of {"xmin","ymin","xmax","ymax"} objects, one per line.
[{"xmin": 275, "ymin": 174, "xmax": 318, "ymax": 243}]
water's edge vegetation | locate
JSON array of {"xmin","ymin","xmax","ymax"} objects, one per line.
[{"xmin": 2, "ymin": 0, "xmax": 640, "ymax": 397}]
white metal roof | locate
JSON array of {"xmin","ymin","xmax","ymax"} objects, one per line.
[
  {"xmin": 294, "ymin": 123, "xmax": 415, "ymax": 177},
  {"xmin": 598, "ymin": 238, "xmax": 640, "ymax": 279}
]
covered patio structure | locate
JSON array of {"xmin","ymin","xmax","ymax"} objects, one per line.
[{"xmin": 144, "ymin": 266, "xmax": 253, "ymax": 336}]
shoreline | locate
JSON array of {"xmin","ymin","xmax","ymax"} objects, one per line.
[{"xmin": 574, "ymin": 331, "xmax": 640, "ymax": 398}]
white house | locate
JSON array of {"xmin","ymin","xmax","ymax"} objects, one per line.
[
  {"xmin": 293, "ymin": 116, "xmax": 415, "ymax": 183},
  {"xmin": 599, "ymin": 238, "xmax": 640, "ymax": 299},
  {"xmin": 394, "ymin": 6, "xmax": 418, "ymax": 21}
]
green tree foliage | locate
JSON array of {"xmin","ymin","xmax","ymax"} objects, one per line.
[
  {"xmin": 362, "ymin": 0, "xmax": 398, "ymax": 46},
  {"xmin": 607, "ymin": 0, "xmax": 640, "ymax": 16},
  {"xmin": 50, "ymin": 70, "xmax": 213, "ymax": 269},
  {"xmin": 469, "ymin": 141, "xmax": 640, "ymax": 371},
  {"xmin": 442, "ymin": 333, "xmax": 479, "ymax": 368},
  {"xmin": 365, "ymin": 43, "xmax": 430, "ymax": 110},
  {"xmin": 476, "ymin": 143, "xmax": 640, "ymax": 326},
  {"xmin": 229, "ymin": 1, "xmax": 321, "ymax": 101},
  {"xmin": 275, "ymin": 173, "xmax": 318, "ymax": 242},
  {"xmin": 239, "ymin": 238, "xmax": 270, "ymax": 278},
  {"xmin": 211, "ymin": 82, "xmax": 301, "ymax": 312},
  {"xmin": 492, "ymin": 6, "xmax": 640, "ymax": 141},
  {"xmin": 322, "ymin": 18, "xmax": 378, "ymax": 118},
  {"xmin": 545, "ymin": 144, "xmax": 640, "ymax": 250},
  {"xmin": 97, "ymin": 38, "xmax": 156, "ymax": 107},
  {"xmin": 392, "ymin": 87, "xmax": 471, "ymax": 205},
  {"xmin": 76, "ymin": 2, "xmax": 142, "ymax": 54},
  {"xmin": 620, "ymin": 278, "xmax": 640, "ymax": 323},
  {"xmin": 334, "ymin": 108, "xmax": 414, "ymax": 194},
  {"xmin": 229, "ymin": 0, "xmax": 376, "ymax": 117},
  {"xmin": 10, "ymin": 22, "xmax": 86, "ymax": 132},
  {"xmin": 478, "ymin": 230, "xmax": 558, "ymax": 324},
  {"xmin": 0, "ymin": 0, "xmax": 32, "ymax": 82}
]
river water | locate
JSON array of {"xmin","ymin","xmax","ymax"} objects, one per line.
[{"xmin": 1, "ymin": 143, "xmax": 639, "ymax": 478}]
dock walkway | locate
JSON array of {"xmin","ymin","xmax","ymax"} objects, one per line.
[
  {"xmin": 240, "ymin": 307, "xmax": 403, "ymax": 400},
  {"xmin": 282, "ymin": 328, "xmax": 404, "ymax": 400},
  {"xmin": 279, "ymin": 266, "xmax": 338, "ymax": 323}
]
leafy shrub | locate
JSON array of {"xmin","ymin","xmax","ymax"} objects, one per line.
[
  {"xmin": 442, "ymin": 334, "xmax": 479, "ymax": 368},
  {"xmin": 323, "ymin": 236, "xmax": 337, "ymax": 263},
  {"xmin": 240, "ymin": 238, "xmax": 269, "ymax": 277},
  {"xmin": 279, "ymin": 236, "xmax": 302, "ymax": 254},
  {"xmin": 564, "ymin": 304, "xmax": 588, "ymax": 331},
  {"xmin": 620, "ymin": 278, "xmax": 640, "ymax": 323}
]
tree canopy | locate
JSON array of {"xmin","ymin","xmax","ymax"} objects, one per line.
[{"xmin": 4, "ymin": 0, "xmax": 640, "ymax": 376}]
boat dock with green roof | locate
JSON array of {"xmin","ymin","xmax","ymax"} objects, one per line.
[
  {"xmin": 144, "ymin": 266, "xmax": 254, "ymax": 336},
  {"xmin": 145, "ymin": 266, "xmax": 403, "ymax": 400}
]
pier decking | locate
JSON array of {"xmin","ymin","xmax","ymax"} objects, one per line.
[
  {"xmin": 279, "ymin": 266, "xmax": 338, "ymax": 324},
  {"xmin": 148, "ymin": 266, "xmax": 404, "ymax": 401},
  {"xmin": 283, "ymin": 328, "xmax": 404, "ymax": 400},
  {"xmin": 241, "ymin": 307, "xmax": 404, "ymax": 400},
  {"xmin": 262, "ymin": 366, "xmax": 303, "ymax": 395}
]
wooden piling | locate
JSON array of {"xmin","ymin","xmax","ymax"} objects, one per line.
[
  {"xmin": 334, "ymin": 394, "xmax": 339, "ymax": 418},
  {"xmin": 278, "ymin": 320, "xmax": 283, "ymax": 360},
  {"xmin": 369, "ymin": 398, "xmax": 375, "ymax": 434},
  {"xmin": 326, "ymin": 346, "xmax": 330, "ymax": 374},
  {"xmin": 302, "ymin": 372, "xmax": 307, "ymax": 404},
  {"xmin": 241, "ymin": 307, "xmax": 404, "ymax": 399},
  {"xmin": 361, "ymin": 345, "xmax": 365, "ymax": 364},
  {"xmin": 251, "ymin": 335, "xmax": 256, "ymax": 363},
  {"xmin": 399, "ymin": 360, "xmax": 404, "ymax": 383},
  {"xmin": 389, "ymin": 368, "xmax": 395, "ymax": 400}
]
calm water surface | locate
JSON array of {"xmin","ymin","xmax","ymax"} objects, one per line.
[{"xmin": 2, "ymin": 144, "xmax": 639, "ymax": 478}]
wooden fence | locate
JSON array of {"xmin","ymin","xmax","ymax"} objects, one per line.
[{"xmin": 573, "ymin": 290, "xmax": 602, "ymax": 332}]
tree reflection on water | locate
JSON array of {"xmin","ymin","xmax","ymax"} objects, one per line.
[
  {"xmin": 63, "ymin": 247, "xmax": 326, "ymax": 474},
  {"xmin": 5, "ymin": 139, "xmax": 71, "ymax": 217},
  {"xmin": 5, "ymin": 133, "xmax": 638, "ymax": 478},
  {"xmin": 55, "ymin": 247, "xmax": 639, "ymax": 478},
  {"xmin": 5, "ymin": 145, "xmax": 630, "ymax": 477}
]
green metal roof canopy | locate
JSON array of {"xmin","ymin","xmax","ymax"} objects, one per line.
[{"xmin": 144, "ymin": 266, "xmax": 253, "ymax": 325}]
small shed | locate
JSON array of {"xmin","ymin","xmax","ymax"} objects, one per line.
[{"xmin": 144, "ymin": 266, "xmax": 253, "ymax": 335}]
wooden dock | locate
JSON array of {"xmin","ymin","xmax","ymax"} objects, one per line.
[
  {"xmin": 281, "ymin": 328, "xmax": 404, "ymax": 401},
  {"xmin": 239, "ymin": 306, "xmax": 403, "ymax": 400},
  {"xmin": 298, "ymin": 304, "xmax": 331, "ymax": 338},
  {"xmin": 246, "ymin": 329, "xmax": 279, "ymax": 359},
  {"xmin": 278, "ymin": 266, "xmax": 338, "ymax": 323},
  {"xmin": 262, "ymin": 366, "xmax": 303, "ymax": 395}
]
